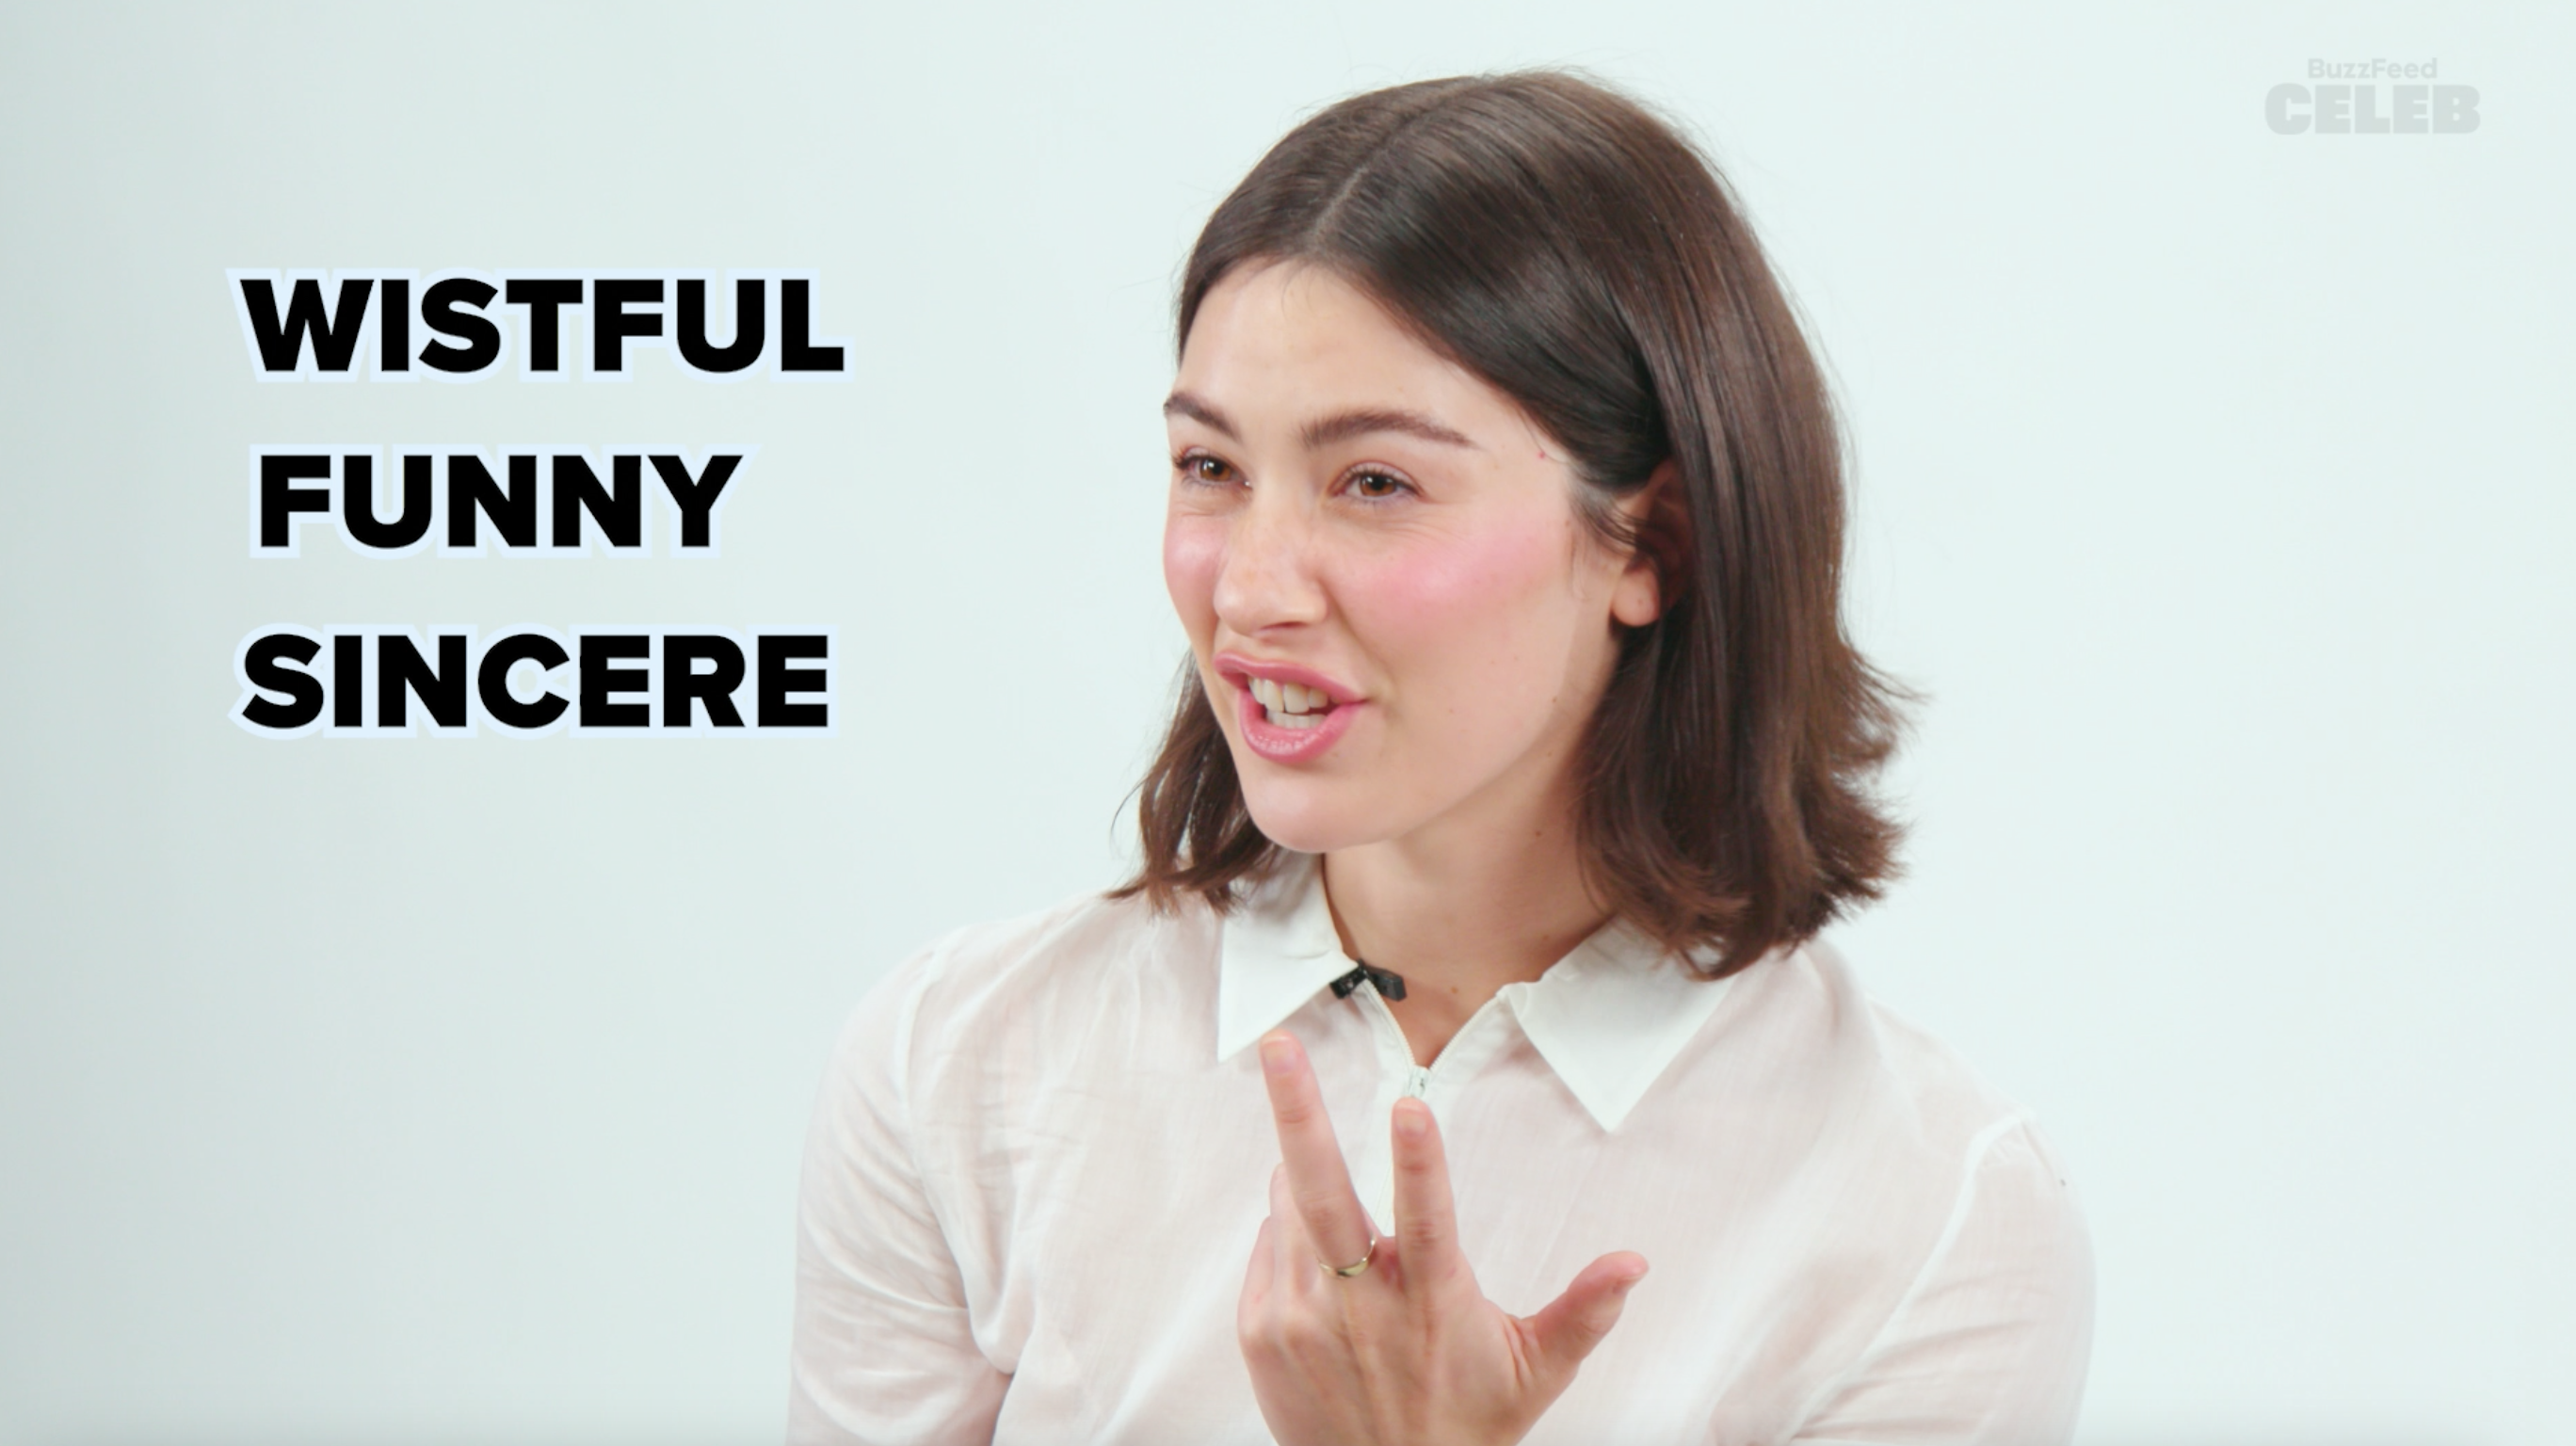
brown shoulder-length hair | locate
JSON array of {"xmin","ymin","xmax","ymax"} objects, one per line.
[{"xmin": 1113, "ymin": 71, "xmax": 1907, "ymax": 978}]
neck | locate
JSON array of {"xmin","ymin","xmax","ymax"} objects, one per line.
[{"xmin": 1320, "ymin": 777, "xmax": 1607, "ymax": 1066}]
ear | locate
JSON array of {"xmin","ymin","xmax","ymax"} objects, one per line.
[{"xmin": 1610, "ymin": 459, "xmax": 1682, "ymax": 628}]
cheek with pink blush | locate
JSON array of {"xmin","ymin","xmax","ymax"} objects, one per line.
[
  {"xmin": 1331, "ymin": 515, "xmax": 1587, "ymax": 680},
  {"xmin": 1161, "ymin": 517, "xmax": 1225, "ymax": 630}
]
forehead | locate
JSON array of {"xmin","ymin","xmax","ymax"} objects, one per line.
[{"xmin": 1174, "ymin": 263, "xmax": 1521, "ymax": 438}]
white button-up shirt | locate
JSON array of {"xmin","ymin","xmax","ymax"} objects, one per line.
[{"xmin": 789, "ymin": 855, "xmax": 2093, "ymax": 1443}]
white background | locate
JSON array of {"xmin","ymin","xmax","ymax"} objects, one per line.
[{"xmin": 2, "ymin": 3, "xmax": 2568, "ymax": 1442}]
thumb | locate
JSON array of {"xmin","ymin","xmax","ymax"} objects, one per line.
[{"xmin": 1521, "ymin": 1251, "xmax": 1649, "ymax": 1380}]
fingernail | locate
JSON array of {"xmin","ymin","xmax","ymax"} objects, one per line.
[
  {"xmin": 1618, "ymin": 1264, "xmax": 1650, "ymax": 1292},
  {"xmin": 1260, "ymin": 1036, "xmax": 1296, "ymax": 1075},
  {"xmin": 1393, "ymin": 1102, "xmax": 1429, "ymax": 1140}
]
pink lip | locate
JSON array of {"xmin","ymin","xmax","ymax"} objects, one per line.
[
  {"xmin": 1213, "ymin": 653, "xmax": 1360, "ymax": 703},
  {"xmin": 1214, "ymin": 651, "xmax": 1364, "ymax": 763}
]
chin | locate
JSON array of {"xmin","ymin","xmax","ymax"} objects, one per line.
[{"xmin": 1234, "ymin": 773, "xmax": 1402, "ymax": 856}]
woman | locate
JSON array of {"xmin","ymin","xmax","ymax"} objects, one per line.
[{"xmin": 790, "ymin": 72, "xmax": 2092, "ymax": 1445}]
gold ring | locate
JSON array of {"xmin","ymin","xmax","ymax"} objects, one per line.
[{"xmin": 1322, "ymin": 1235, "xmax": 1378, "ymax": 1278}]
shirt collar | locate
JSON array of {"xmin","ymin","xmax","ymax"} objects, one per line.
[{"xmin": 1215, "ymin": 853, "xmax": 1737, "ymax": 1132}]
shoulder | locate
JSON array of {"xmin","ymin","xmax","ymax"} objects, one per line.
[
  {"xmin": 1712, "ymin": 939, "xmax": 2094, "ymax": 1424},
  {"xmin": 830, "ymin": 886, "xmax": 1222, "ymax": 1096},
  {"xmin": 1741, "ymin": 936, "xmax": 2044, "ymax": 1162},
  {"xmin": 1692, "ymin": 933, "xmax": 2088, "ymax": 1270},
  {"xmin": 1775, "ymin": 952, "xmax": 2096, "ymax": 1438},
  {"xmin": 1790, "ymin": 933, "xmax": 2092, "ymax": 1285}
]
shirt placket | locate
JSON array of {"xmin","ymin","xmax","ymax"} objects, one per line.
[{"xmin": 1343, "ymin": 981, "xmax": 1516, "ymax": 1232}]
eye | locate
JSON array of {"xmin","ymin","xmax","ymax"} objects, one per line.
[
  {"xmin": 1343, "ymin": 467, "xmax": 1414, "ymax": 502},
  {"xmin": 1176, "ymin": 449, "xmax": 1241, "ymax": 487}
]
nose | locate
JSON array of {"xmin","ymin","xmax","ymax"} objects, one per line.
[{"xmin": 1211, "ymin": 485, "xmax": 1328, "ymax": 635}]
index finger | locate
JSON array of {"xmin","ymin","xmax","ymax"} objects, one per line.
[{"xmin": 1257, "ymin": 1031, "xmax": 1377, "ymax": 1270}]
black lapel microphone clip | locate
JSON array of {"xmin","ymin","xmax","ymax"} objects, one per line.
[{"xmin": 1328, "ymin": 960, "xmax": 1408, "ymax": 1002}]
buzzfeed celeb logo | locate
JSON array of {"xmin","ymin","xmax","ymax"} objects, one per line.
[{"xmin": 2267, "ymin": 58, "xmax": 2481, "ymax": 135}]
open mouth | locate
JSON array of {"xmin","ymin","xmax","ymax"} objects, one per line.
[
  {"xmin": 1215, "ymin": 654, "xmax": 1360, "ymax": 760},
  {"xmin": 1245, "ymin": 675, "xmax": 1337, "ymax": 731}
]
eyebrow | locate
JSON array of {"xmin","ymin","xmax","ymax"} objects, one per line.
[{"xmin": 1162, "ymin": 391, "xmax": 1480, "ymax": 452}]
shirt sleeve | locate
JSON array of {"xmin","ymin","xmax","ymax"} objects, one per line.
[
  {"xmin": 1791, "ymin": 1117, "xmax": 2097, "ymax": 1446},
  {"xmin": 787, "ymin": 945, "xmax": 1007, "ymax": 1445}
]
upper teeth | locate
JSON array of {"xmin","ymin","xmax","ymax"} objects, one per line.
[{"xmin": 1250, "ymin": 677, "xmax": 1329, "ymax": 716}]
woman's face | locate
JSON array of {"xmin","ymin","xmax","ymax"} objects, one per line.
[{"xmin": 1164, "ymin": 262, "xmax": 1659, "ymax": 857}]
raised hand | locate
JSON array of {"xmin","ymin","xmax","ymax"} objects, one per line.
[{"xmin": 1237, "ymin": 1030, "xmax": 1648, "ymax": 1446}]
